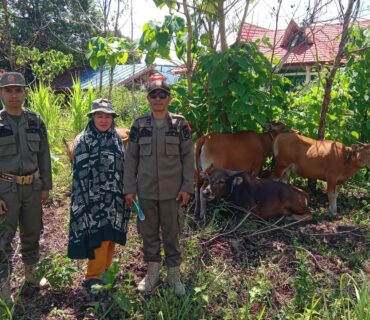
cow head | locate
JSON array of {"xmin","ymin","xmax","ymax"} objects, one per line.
[
  {"xmin": 63, "ymin": 137, "xmax": 74, "ymax": 164},
  {"xmin": 202, "ymin": 167, "xmax": 248, "ymax": 200},
  {"xmin": 263, "ymin": 121, "xmax": 285, "ymax": 132},
  {"xmin": 263, "ymin": 121, "xmax": 286, "ymax": 137},
  {"xmin": 352, "ymin": 143, "xmax": 370, "ymax": 167}
]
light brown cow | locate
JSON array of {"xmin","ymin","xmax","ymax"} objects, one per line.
[
  {"xmin": 272, "ymin": 132, "xmax": 370, "ymax": 216},
  {"xmin": 63, "ymin": 127, "xmax": 130, "ymax": 163},
  {"xmin": 195, "ymin": 122, "xmax": 286, "ymax": 218}
]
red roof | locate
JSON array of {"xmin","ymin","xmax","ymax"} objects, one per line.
[{"xmin": 240, "ymin": 19, "xmax": 370, "ymax": 67}]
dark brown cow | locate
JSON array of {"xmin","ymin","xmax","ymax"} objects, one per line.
[
  {"xmin": 195, "ymin": 122, "xmax": 286, "ymax": 218},
  {"xmin": 272, "ymin": 132, "xmax": 370, "ymax": 216},
  {"xmin": 63, "ymin": 127, "xmax": 130, "ymax": 163},
  {"xmin": 202, "ymin": 168, "xmax": 312, "ymax": 221}
]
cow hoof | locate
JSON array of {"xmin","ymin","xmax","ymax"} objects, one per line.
[{"xmin": 288, "ymin": 214, "xmax": 312, "ymax": 222}]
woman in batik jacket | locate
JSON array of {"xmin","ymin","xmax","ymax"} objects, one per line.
[{"xmin": 67, "ymin": 98, "xmax": 130, "ymax": 291}]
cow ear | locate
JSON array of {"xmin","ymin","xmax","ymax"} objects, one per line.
[
  {"xmin": 263, "ymin": 123, "xmax": 271, "ymax": 131},
  {"xmin": 272, "ymin": 121, "xmax": 286, "ymax": 132},
  {"xmin": 200, "ymin": 171, "xmax": 208, "ymax": 179},
  {"xmin": 233, "ymin": 176, "xmax": 244, "ymax": 185}
]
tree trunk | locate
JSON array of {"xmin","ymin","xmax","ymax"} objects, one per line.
[
  {"xmin": 183, "ymin": 0, "xmax": 193, "ymax": 96},
  {"xmin": 108, "ymin": 66, "xmax": 114, "ymax": 100},
  {"xmin": 114, "ymin": 0, "xmax": 121, "ymax": 36},
  {"xmin": 2, "ymin": 0, "xmax": 14, "ymax": 70},
  {"xmin": 235, "ymin": 0, "xmax": 251, "ymax": 44},
  {"xmin": 99, "ymin": 66, "xmax": 104, "ymax": 94},
  {"xmin": 217, "ymin": 0, "xmax": 228, "ymax": 52},
  {"xmin": 317, "ymin": 0, "xmax": 356, "ymax": 139}
]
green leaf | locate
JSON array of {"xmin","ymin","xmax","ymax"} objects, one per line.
[
  {"xmin": 200, "ymin": 34, "xmax": 210, "ymax": 47},
  {"xmin": 254, "ymin": 114, "xmax": 267, "ymax": 125},
  {"xmin": 114, "ymin": 295, "xmax": 131, "ymax": 312},
  {"xmin": 228, "ymin": 113, "xmax": 240, "ymax": 123},
  {"xmin": 156, "ymin": 31, "xmax": 170, "ymax": 47},
  {"xmin": 210, "ymin": 70, "xmax": 228, "ymax": 87},
  {"xmin": 351, "ymin": 131, "xmax": 360, "ymax": 139},
  {"xmin": 229, "ymin": 82, "xmax": 246, "ymax": 97}
]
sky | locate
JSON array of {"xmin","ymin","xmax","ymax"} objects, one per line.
[{"xmin": 119, "ymin": 0, "xmax": 370, "ymax": 41}]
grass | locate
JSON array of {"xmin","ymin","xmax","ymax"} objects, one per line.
[{"xmin": 7, "ymin": 144, "xmax": 369, "ymax": 320}]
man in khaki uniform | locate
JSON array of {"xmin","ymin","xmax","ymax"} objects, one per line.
[
  {"xmin": 124, "ymin": 79, "xmax": 194, "ymax": 296},
  {"xmin": 0, "ymin": 72, "xmax": 52, "ymax": 304}
]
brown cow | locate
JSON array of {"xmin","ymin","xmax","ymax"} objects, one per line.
[
  {"xmin": 63, "ymin": 127, "xmax": 130, "ymax": 163},
  {"xmin": 272, "ymin": 132, "xmax": 370, "ymax": 216},
  {"xmin": 195, "ymin": 122, "xmax": 286, "ymax": 218},
  {"xmin": 202, "ymin": 168, "xmax": 312, "ymax": 221}
]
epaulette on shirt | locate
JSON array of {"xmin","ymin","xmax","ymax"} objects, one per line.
[
  {"xmin": 0, "ymin": 110, "xmax": 12, "ymax": 137},
  {"xmin": 129, "ymin": 115, "xmax": 151, "ymax": 142},
  {"xmin": 24, "ymin": 110, "xmax": 47, "ymax": 137},
  {"xmin": 170, "ymin": 113, "xmax": 191, "ymax": 141}
]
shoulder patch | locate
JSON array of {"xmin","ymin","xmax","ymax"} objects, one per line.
[
  {"xmin": 181, "ymin": 122, "xmax": 191, "ymax": 140},
  {"xmin": 129, "ymin": 126, "xmax": 139, "ymax": 142}
]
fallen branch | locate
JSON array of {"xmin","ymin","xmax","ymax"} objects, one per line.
[
  {"xmin": 200, "ymin": 208, "xmax": 253, "ymax": 245},
  {"xmin": 289, "ymin": 245, "xmax": 331, "ymax": 275}
]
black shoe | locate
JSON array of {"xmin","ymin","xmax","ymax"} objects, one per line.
[{"xmin": 83, "ymin": 278, "xmax": 103, "ymax": 293}]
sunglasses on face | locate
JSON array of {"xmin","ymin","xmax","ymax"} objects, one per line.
[{"xmin": 148, "ymin": 91, "xmax": 169, "ymax": 99}]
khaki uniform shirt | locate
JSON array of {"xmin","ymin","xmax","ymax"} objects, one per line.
[
  {"xmin": 124, "ymin": 112, "xmax": 194, "ymax": 200},
  {"xmin": 0, "ymin": 109, "xmax": 52, "ymax": 190}
]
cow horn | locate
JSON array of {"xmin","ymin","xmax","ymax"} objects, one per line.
[{"xmin": 357, "ymin": 141, "xmax": 366, "ymax": 147}]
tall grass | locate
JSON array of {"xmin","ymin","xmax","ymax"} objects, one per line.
[
  {"xmin": 27, "ymin": 82, "xmax": 62, "ymax": 147},
  {"xmin": 68, "ymin": 78, "xmax": 96, "ymax": 134}
]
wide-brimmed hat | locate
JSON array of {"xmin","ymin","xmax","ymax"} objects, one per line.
[
  {"xmin": 147, "ymin": 79, "xmax": 171, "ymax": 94},
  {"xmin": 0, "ymin": 72, "xmax": 26, "ymax": 88},
  {"xmin": 86, "ymin": 98, "xmax": 118, "ymax": 117}
]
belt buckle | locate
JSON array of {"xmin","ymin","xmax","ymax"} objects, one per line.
[{"xmin": 20, "ymin": 175, "xmax": 33, "ymax": 184}]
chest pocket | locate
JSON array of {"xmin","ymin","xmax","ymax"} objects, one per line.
[
  {"xmin": 0, "ymin": 135, "xmax": 16, "ymax": 156},
  {"xmin": 165, "ymin": 136, "xmax": 180, "ymax": 156},
  {"xmin": 27, "ymin": 133, "xmax": 41, "ymax": 152},
  {"xmin": 139, "ymin": 137, "xmax": 152, "ymax": 156}
]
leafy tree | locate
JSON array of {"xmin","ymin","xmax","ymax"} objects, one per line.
[
  {"xmin": 14, "ymin": 46, "xmax": 73, "ymax": 84},
  {"xmin": 1, "ymin": 0, "xmax": 101, "ymax": 66},
  {"xmin": 171, "ymin": 43, "xmax": 290, "ymax": 134},
  {"xmin": 345, "ymin": 25, "xmax": 370, "ymax": 142},
  {"xmin": 86, "ymin": 36, "xmax": 137, "ymax": 98},
  {"xmin": 140, "ymin": 1, "xmax": 265, "ymax": 135}
]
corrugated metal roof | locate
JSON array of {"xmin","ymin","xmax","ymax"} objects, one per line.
[
  {"xmin": 155, "ymin": 65, "xmax": 180, "ymax": 84},
  {"xmin": 78, "ymin": 64, "xmax": 149, "ymax": 89},
  {"xmin": 54, "ymin": 63, "xmax": 180, "ymax": 89}
]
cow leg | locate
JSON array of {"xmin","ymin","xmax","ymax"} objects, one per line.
[
  {"xmin": 273, "ymin": 163, "xmax": 292, "ymax": 183},
  {"xmin": 199, "ymin": 184, "xmax": 207, "ymax": 219},
  {"xmin": 195, "ymin": 184, "xmax": 200, "ymax": 215},
  {"xmin": 327, "ymin": 182, "xmax": 338, "ymax": 216}
]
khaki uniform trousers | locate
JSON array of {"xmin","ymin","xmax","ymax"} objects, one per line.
[
  {"xmin": 0, "ymin": 179, "xmax": 43, "ymax": 279},
  {"xmin": 138, "ymin": 198, "xmax": 182, "ymax": 267}
]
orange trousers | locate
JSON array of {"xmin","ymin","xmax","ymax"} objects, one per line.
[{"xmin": 85, "ymin": 240, "xmax": 115, "ymax": 279}]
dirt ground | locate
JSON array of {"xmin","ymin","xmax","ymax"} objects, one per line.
[{"xmin": 7, "ymin": 187, "xmax": 370, "ymax": 319}]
